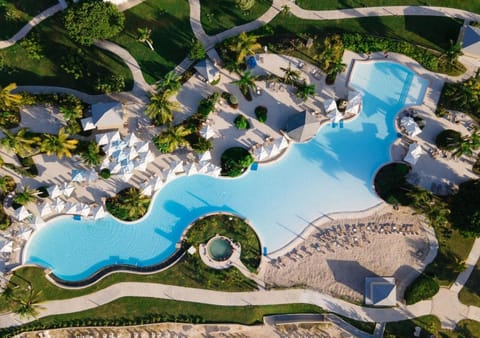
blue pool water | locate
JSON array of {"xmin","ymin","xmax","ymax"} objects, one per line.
[{"xmin": 24, "ymin": 61, "xmax": 428, "ymax": 281}]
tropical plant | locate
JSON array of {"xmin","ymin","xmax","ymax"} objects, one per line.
[
  {"xmin": 450, "ymin": 179, "xmax": 480, "ymax": 236},
  {"xmin": 441, "ymin": 41, "xmax": 463, "ymax": 68},
  {"xmin": 280, "ymin": 64, "xmax": 300, "ymax": 85},
  {"xmin": 236, "ymin": 0, "xmax": 255, "ymax": 11},
  {"xmin": 327, "ymin": 59, "xmax": 347, "ymax": 76},
  {"xmin": 435, "ymin": 129, "xmax": 462, "ymax": 150},
  {"xmin": 0, "ymin": 175, "xmax": 16, "ymax": 194},
  {"xmin": 153, "ymin": 125, "xmax": 191, "ymax": 153},
  {"xmin": 59, "ymin": 106, "xmax": 82, "ymax": 122},
  {"xmin": 157, "ymin": 71, "xmax": 182, "ymax": 94},
  {"xmin": 106, "ymin": 187, "xmax": 151, "ymax": 221},
  {"xmin": 145, "ymin": 91, "xmax": 180, "ymax": 126},
  {"xmin": 295, "ymin": 81, "xmax": 316, "ymax": 101},
  {"xmin": 229, "ymin": 32, "xmax": 261, "ymax": 63},
  {"xmin": 234, "ymin": 115, "xmax": 250, "ymax": 129},
  {"xmin": 189, "ymin": 39, "xmax": 206, "ymax": 60},
  {"xmin": 0, "ymin": 110, "xmax": 20, "ymax": 129},
  {"xmin": 13, "ymin": 287, "xmax": 43, "ymax": 319},
  {"xmin": 254, "ymin": 106, "xmax": 267, "ymax": 123},
  {"xmin": 137, "ymin": 27, "xmax": 154, "ymax": 51},
  {"xmin": 13, "ymin": 186, "xmax": 39, "ymax": 205},
  {"xmin": 81, "ymin": 141, "xmax": 103, "ymax": 166},
  {"xmin": 0, "ymin": 128, "xmax": 40, "ymax": 157},
  {"xmin": 221, "ymin": 147, "xmax": 253, "ymax": 177},
  {"xmin": 191, "ymin": 136, "xmax": 213, "ymax": 153},
  {"xmin": 281, "ymin": 5, "xmax": 291, "ymax": 16},
  {"xmin": 233, "ymin": 70, "xmax": 257, "ymax": 96},
  {"xmin": 0, "ymin": 83, "xmax": 22, "ymax": 109},
  {"xmin": 64, "ymin": 1, "xmax": 125, "ymax": 46},
  {"xmin": 40, "ymin": 128, "xmax": 78, "ymax": 158}
]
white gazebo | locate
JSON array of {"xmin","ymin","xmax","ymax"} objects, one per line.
[
  {"xmin": 404, "ymin": 143, "xmax": 424, "ymax": 165},
  {"xmin": 200, "ymin": 124, "xmax": 216, "ymax": 140},
  {"xmin": 345, "ymin": 90, "xmax": 362, "ymax": 115},
  {"xmin": 13, "ymin": 206, "xmax": 31, "ymax": 221}
]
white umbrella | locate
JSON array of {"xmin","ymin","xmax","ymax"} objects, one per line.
[
  {"xmin": 171, "ymin": 160, "xmax": 184, "ymax": 173},
  {"xmin": 134, "ymin": 158, "xmax": 148, "ymax": 172},
  {"xmin": 198, "ymin": 161, "xmax": 210, "ymax": 174},
  {"xmin": 85, "ymin": 169, "xmax": 98, "ymax": 183},
  {"xmin": 200, "ymin": 124, "xmax": 216, "ymax": 139},
  {"xmin": 162, "ymin": 168, "xmax": 176, "ymax": 182},
  {"xmin": 0, "ymin": 241, "xmax": 13, "ymax": 253},
  {"xmin": 404, "ymin": 143, "xmax": 424, "ymax": 165},
  {"xmin": 139, "ymin": 150, "xmax": 155, "ymax": 163},
  {"xmin": 17, "ymin": 226, "xmax": 32, "ymax": 241},
  {"xmin": 65, "ymin": 202, "xmax": 79, "ymax": 214},
  {"xmin": 198, "ymin": 151, "xmax": 212, "ymax": 163},
  {"xmin": 147, "ymin": 176, "xmax": 164, "ymax": 191},
  {"xmin": 95, "ymin": 131, "xmax": 121, "ymax": 146},
  {"xmin": 136, "ymin": 141, "xmax": 150, "ymax": 153},
  {"xmin": 253, "ymin": 146, "xmax": 269, "ymax": 161},
  {"xmin": 71, "ymin": 169, "xmax": 86, "ymax": 183},
  {"xmin": 120, "ymin": 172, "xmax": 134, "ymax": 182},
  {"xmin": 79, "ymin": 204, "xmax": 91, "ymax": 218},
  {"xmin": 327, "ymin": 109, "xmax": 343, "ymax": 123},
  {"xmin": 346, "ymin": 90, "xmax": 362, "ymax": 115},
  {"xmin": 13, "ymin": 206, "xmax": 31, "ymax": 221},
  {"xmin": 185, "ymin": 162, "xmax": 199, "ymax": 176},
  {"xmin": 205, "ymin": 164, "xmax": 222, "ymax": 177},
  {"xmin": 265, "ymin": 143, "xmax": 279, "ymax": 158},
  {"xmin": 100, "ymin": 157, "xmax": 110, "ymax": 170},
  {"xmin": 47, "ymin": 185, "xmax": 62, "ymax": 199},
  {"xmin": 38, "ymin": 201, "xmax": 53, "ymax": 217},
  {"xmin": 323, "ymin": 98, "xmax": 337, "ymax": 113},
  {"xmin": 109, "ymin": 161, "xmax": 122, "ymax": 174},
  {"xmin": 52, "ymin": 198, "xmax": 65, "ymax": 213},
  {"xmin": 92, "ymin": 205, "xmax": 106, "ymax": 220},
  {"xmin": 400, "ymin": 116, "xmax": 422, "ymax": 137},
  {"xmin": 60, "ymin": 182, "xmax": 75, "ymax": 198},
  {"xmin": 81, "ymin": 117, "xmax": 96, "ymax": 131},
  {"xmin": 274, "ymin": 136, "xmax": 289, "ymax": 151},
  {"xmin": 30, "ymin": 216, "xmax": 45, "ymax": 229},
  {"xmin": 124, "ymin": 133, "xmax": 141, "ymax": 147},
  {"xmin": 140, "ymin": 180, "xmax": 155, "ymax": 197}
]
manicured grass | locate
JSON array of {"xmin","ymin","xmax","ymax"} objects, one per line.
[
  {"xmin": 0, "ymin": 298, "xmax": 324, "ymax": 337},
  {"xmin": 200, "ymin": 0, "xmax": 273, "ymax": 35},
  {"xmin": 111, "ymin": 0, "xmax": 194, "ymax": 84},
  {"xmin": 265, "ymin": 14, "xmax": 461, "ymax": 52},
  {"xmin": 295, "ymin": 0, "xmax": 480, "ymax": 13},
  {"xmin": 0, "ymin": 13, "xmax": 133, "ymax": 94},
  {"xmin": 384, "ymin": 315, "xmax": 453, "ymax": 337},
  {"xmin": 0, "ymin": 0, "xmax": 58, "ymax": 39},
  {"xmin": 186, "ymin": 214, "xmax": 261, "ymax": 272},
  {"xmin": 458, "ymin": 258, "xmax": 480, "ymax": 306}
]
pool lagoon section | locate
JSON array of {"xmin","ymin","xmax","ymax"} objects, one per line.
[{"xmin": 24, "ymin": 60, "xmax": 429, "ymax": 282}]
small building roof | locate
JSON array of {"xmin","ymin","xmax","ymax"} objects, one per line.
[
  {"xmin": 461, "ymin": 25, "xmax": 480, "ymax": 58},
  {"xmin": 91, "ymin": 102, "xmax": 124, "ymax": 130},
  {"xmin": 194, "ymin": 59, "xmax": 220, "ymax": 83},
  {"xmin": 285, "ymin": 110, "xmax": 321, "ymax": 143},
  {"xmin": 365, "ymin": 277, "xmax": 396, "ymax": 307}
]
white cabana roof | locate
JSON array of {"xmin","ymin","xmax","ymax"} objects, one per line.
[
  {"xmin": 185, "ymin": 162, "xmax": 199, "ymax": 176},
  {"xmin": 400, "ymin": 116, "xmax": 422, "ymax": 137},
  {"xmin": 198, "ymin": 151, "xmax": 212, "ymax": 163},
  {"xmin": 65, "ymin": 202, "xmax": 80, "ymax": 214},
  {"xmin": 136, "ymin": 141, "xmax": 150, "ymax": 153},
  {"xmin": 253, "ymin": 146, "xmax": 269, "ymax": 161},
  {"xmin": 124, "ymin": 133, "xmax": 141, "ymax": 147},
  {"xmin": 162, "ymin": 168, "xmax": 176, "ymax": 182},
  {"xmin": 17, "ymin": 226, "xmax": 32, "ymax": 241},
  {"xmin": 140, "ymin": 180, "xmax": 155, "ymax": 197},
  {"xmin": 265, "ymin": 143, "xmax": 280, "ymax": 158},
  {"xmin": 274, "ymin": 136, "xmax": 289, "ymax": 151},
  {"xmin": 198, "ymin": 161, "xmax": 210, "ymax": 174},
  {"xmin": 85, "ymin": 169, "xmax": 98, "ymax": 183},
  {"xmin": 200, "ymin": 124, "xmax": 216, "ymax": 140},
  {"xmin": 30, "ymin": 216, "xmax": 45, "ymax": 228},
  {"xmin": 345, "ymin": 90, "xmax": 362, "ymax": 115},
  {"xmin": 92, "ymin": 205, "xmax": 106, "ymax": 220},
  {"xmin": 95, "ymin": 131, "xmax": 121, "ymax": 146},
  {"xmin": 146, "ymin": 176, "xmax": 163, "ymax": 191},
  {"xmin": 13, "ymin": 206, "xmax": 31, "ymax": 221},
  {"xmin": 47, "ymin": 185, "xmax": 62, "ymax": 199},
  {"xmin": 71, "ymin": 169, "xmax": 86, "ymax": 183},
  {"xmin": 0, "ymin": 241, "xmax": 13, "ymax": 253},
  {"xmin": 171, "ymin": 160, "xmax": 184, "ymax": 173},
  {"xmin": 327, "ymin": 109, "xmax": 343, "ymax": 123},
  {"xmin": 38, "ymin": 201, "xmax": 53, "ymax": 217},
  {"xmin": 404, "ymin": 143, "xmax": 424, "ymax": 165},
  {"xmin": 323, "ymin": 98, "xmax": 337, "ymax": 113},
  {"xmin": 79, "ymin": 204, "xmax": 91, "ymax": 218},
  {"xmin": 52, "ymin": 198, "xmax": 65, "ymax": 213},
  {"xmin": 61, "ymin": 182, "xmax": 75, "ymax": 197},
  {"xmin": 80, "ymin": 117, "xmax": 96, "ymax": 131}
]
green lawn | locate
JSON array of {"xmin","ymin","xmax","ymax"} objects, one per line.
[
  {"xmin": 295, "ymin": 0, "xmax": 480, "ymax": 13},
  {"xmin": 265, "ymin": 14, "xmax": 461, "ymax": 52},
  {"xmin": 0, "ymin": 298, "xmax": 324, "ymax": 336},
  {"xmin": 458, "ymin": 257, "xmax": 480, "ymax": 306},
  {"xmin": 0, "ymin": 13, "xmax": 133, "ymax": 94},
  {"xmin": 0, "ymin": 0, "xmax": 58, "ymax": 40},
  {"xmin": 200, "ymin": 0, "xmax": 273, "ymax": 35},
  {"xmin": 385, "ymin": 316, "xmax": 480, "ymax": 337},
  {"xmin": 111, "ymin": 0, "xmax": 194, "ymax": 84}
]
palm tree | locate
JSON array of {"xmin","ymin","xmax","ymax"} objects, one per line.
[
  {"xmin": 153, "ymin": 125, "xmax": 191, "ymax": 153},
  {"xmin": 145, "ymin": 91, "xmax": 180, "ymax": 126},
  {"xmin": 157, "ymin": 71, "xmax": 182, "ymax": 94},
  {"xmin": 137, "ymin": 27, "xmax": 154, "ymax": 51},
  {"xmin": 13, "ymin": 186, "xmax": 39, "ymax": 205},
  {"xmin": 81, "ymin": 141, "xmax": 103, "ymax": 166},
  {"xmin": 0, "ymin": 127, "xmax": 40, "ymax": 157},
  {"xmin": 13, "ymin": 286, "xmax": 43, "ymax": 319},
  {"xmin": 280, "ymin": 63, "xmax": 301, "ymax": 85},
  {"xmin": 0, "ymin": 175, "xmax": 16, "ymax": 194},
  {"xmin": 40, "ymin": 127, "xmax": 78, "ymax": 158},
  {"xmin": 0, "ymin": 83, "xmax": 22, "ymax": 109},
  {"xmin": 452, "ymin": 138, "xmax": 474, "ymax": 158},
  {"xmin": 442, "ymin": 41, "xmax": 463, "ymax": 67},
  {"xmin": 281, "ymin": 5, "xmax": 291, "ymax": 16},
  {"xmin": 229, "ymin": 32, "xmax": 261, "ymax": 63},
  {"xmin": 327, "ymin": 60, "xmax": 347, "ymax": 76},
  {"xmin": 233, "ymin": 70, "xmax": 257, "ymax": 96},
  {"xmin": 295, "ymin": 81, "xmax": 316, "ymax": 101},
  {"xmin": 59, "ymin": 106, "xmax": 82, "ymax": 122},
  {"xmin": 121, "ymin": 187, "xmax": 151, "ymax": 219}
]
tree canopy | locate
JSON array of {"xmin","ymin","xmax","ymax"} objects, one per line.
[
  {"xmin": 64, "ymin": 1, "xmax": 125, "ymax": 46},
  {"xmin": 450, "ymin": 179, "xmax": 480, "ymax": 237}
]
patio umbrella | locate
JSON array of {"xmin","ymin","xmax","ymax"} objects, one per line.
[
  {"xmin": 71, "ymin": 169, "xmax": 86, "ymax": 183},
  {"xmin": 147, "ymin": 176, "xmax": 164, "ymax": 191},
  {"xmin": 345, "ymin": 90, "xmax": 362, "ymax": 115},
  {"xmin": 120, "ymin": 171, "xmax": 134, "ymax": 182},
  {"xmin": 95, "ymin": 131, "xmax": 121, "ymax": 146},
  {"xmin": 185, "ymin": 162, "xmax": 199, "ymax": 176},
  {"xmin": 47, "ymin": 185, "xmax": 62, "ymax": 199},
  {"xmin": 38, "ymin": 201, "xmax": 53, "ymax": 217},
  {"xmin": 80, "ymin": 117, "xmax": 96, "ymax": 131},
  {"xmin": 17, "ymin": 226, "xmax": 32, "ymax": 241},
  {"xmin": 253, "ymin": 146, "xmax": 269, "ymax": 161},
  {"xmin": 200, "ymin": 124, "xmax": 216, "ymax": 140},
  {"xmin": 171, "ymin": 160, "xmax": 184, "ymax": 173},
  {"xmin": 79, "ymin": 204, "xmax": 91, "ymax": 218},
  {"xmin": 92, "ymin": 205, "xmax": 106, "ymax": 220},
  {"xmin": 100, "ymin": 157, "xmax": 110, "ymax": 170},
  {"xmin": 274, "ymin": 136, "xmax": 289, "ymax": 151},
  {"xmin": 323, "ymin": 98, "xmax": 337, "ymax": 113},
  {"xmin": 124, "ymin": 133, "xmax": 141, "ymax": 147},
  {"xmin": 13, "ymin": 206, "xmax": 31, "ymax": 221},
  {"xmin": 140, "ymin": 150, "xmax": 155, "ymax": 163},
  {"xmin": 162, "ymin": 168, "xmax": 176, "ymax": 182},
  {"xmin": 134, "ymin": 158, "xmax": 148, "ymax": 172},
  {"xmin": 136, "ymin": 141, "xmax": 150, "ymax": 154},
  {"xmin": 65, "ymin": 202, "xmax": 80, "ymax": 214},
  {"xmin": 327, "ymin": 109, "xmax": 343, "ymax": 123},
  {"xmin": 109, "ymin": 161, "xmax": 122, "ymax": 174},
  {"xmin": 198, "ymin": 151, "xmax": 212, "ymax": 163},
  {"xmin": 125, "ymin": 147, "xmax": 138, "ymax": 160},
  {"xmin": 85, "ymin": 169, "xmax": 98, "ymax": 183},
  {"xmin": 60, "ymin": 182, "xmax": 75, "ymax": 198},
  {"xmin": 30, "ymin": 216, "xmax": 45, "ymax": 229},
  {"xmin": 198, "ymin": 161, "xmax": 210, "ymax": 174},
  {"xmin": 140, "ymin": 180, "xmax": 155, "ymax": 197},
  {"xmin": 404, "ymin": 143, "xmax": 424, "ymax": 165},
  {"xmin": 0, "ymin": 241, "xmax": 13, "ymax": 254},
  {"xmin": 264, "ymin": 143, "xmax": 280, "ymax": 158},
  {"xmin": 400, "ymin": 116, "xmax": 422, "ymax": 137},
  {"xmin": 52, "ymin": 198, "xmax": 65, "ymax": 213}
]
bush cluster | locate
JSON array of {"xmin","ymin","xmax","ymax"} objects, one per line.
[
  {"xmin": 221, "ymin": 147, "xmax": 254, "ymax": 177},
  {"xmin": 254, "ymin": 106, "xmax": 267, "ymax": 123},
  {"xmin": 234, "ymin": 115, "xmax": 250, "ymax": 129}
]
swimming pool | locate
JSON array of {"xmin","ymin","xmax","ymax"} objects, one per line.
[{"xmin": 24, "ymin": 60, "xmax": 429, "ymax": 281}]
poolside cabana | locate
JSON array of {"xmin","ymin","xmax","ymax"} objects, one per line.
[
  {"xmin": 345, "ymin": 90, "xmax": 362, "ymax": 115},
  {"xmin": 47, "ymin": 184, "xmax": 62, "ymax": 199},
  {"xmin": 274, "ymin": 136, "xmax": 289, "ymax": 151},
  {"xmin": 400, "ymin": 116, "xmax": 422, "ymax": 138},
  {"xmin": 200, "ymin": 124, "xmax": 217, "ymax": 140},
  {"xmin": 90, "ymin": 102, "xmax": 124, "ymax": 131},
  {"xmin": 285, "ymin": 110, "xmax": 321, "ymax": 143},
  {"xmin": 365, "ymin": 277, "xmax": 397, "ymax": 307},
  {"xmin": 13, "ymin": 206, "xmax": 31, "ymax": 221},
  {"xmin": 404, "ymin": 143, "xmax": 424, "ymax": 166},
  {"xmin": 92, "ymin": 205, "xmax": 106, "ymax": 220},
  {"xmin": 198, "ymin": 151, "xmax": 212, "ymax": 163},
  {"xmin": 253, "ymin": 146, "xmax": 269, "ymax": 161},
  {"xmin": 194, "ymin": 58, "xmax": 220, "ymax": 83},
  {"xmin": 38, "ymin": 201, "xmax": 53, "ymax": 217}
]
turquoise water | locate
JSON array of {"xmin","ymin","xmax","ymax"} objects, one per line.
[
  {"xmin": 207, "ymin": 237, "xmax": 233, "ymax": 261},
  {"xmin": 24, "ymin": 60, "xmax": 428, "ymax": 281}
]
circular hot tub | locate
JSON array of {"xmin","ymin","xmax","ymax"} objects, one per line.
[{"xmin": 207, "ymin": 236, "xmax": 233, "ymax": 262}]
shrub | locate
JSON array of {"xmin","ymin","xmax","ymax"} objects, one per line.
[
  {"xmin": 228, "ymin": 94, "xmax": 238, "ymax": 108},
  {"xmin": 404, "ymin": 274, "xmax": 439, "ymax": 305},
  {"xmin": 473, "ymin": 155, "xmax": 480, "ymax": 175},
  {"xmin": 95, "ymin": 75, "xmax": 126, "ymax": 94},
  {"xmin": 197, "ymin": 98, "xmax": 215, "ymax": 116},
  {"xmin": 190, "ymin": 135, "xmax": 213, "ymax": 153},
  {"xmin": 374, "ymin": 163, "xmax": 413, "ymax": 206},
  {"xmin": 0, "ymin": 207, "xmax": 11, "ymax": 231},
  {"xmin": 449, "ymin": 179, "xmax": 480, "ymax": 237},
  {"xmin": 189, "ymin": 39, "xmax": 206, "ymax": 61},
  {"xmin": 236, "ymin": 0, "xmax": 255, "ymax": 11},
  {"xmin": 100, "ymin": 168, "xmax": 111, "ymax": 179},
  {"xmin": 221, "ymin": 147, "xmax": 254, "ymax": 177},
  {"xmin": 254, "ymin": 106, "xmax": 267, "ymax": 123},
  {"xmin": 435, "ymin": 129, "xmax": 462, "ymax": 150},
  {"xmin": 234, "ymin": 115, "xmax": 250, "ymax": 129}
]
